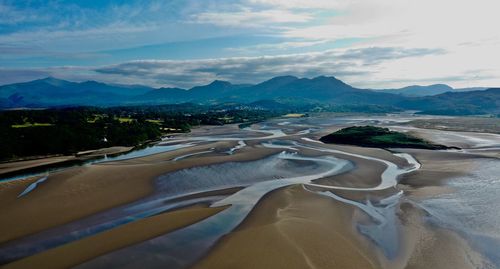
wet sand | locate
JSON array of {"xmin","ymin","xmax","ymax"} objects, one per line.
[
  {"xmin": 0, "ymin": 146, "xmax": 133, "ymax": 178},
  {"xmin": 0, "ymin": 141, "xmax": 281, "ymax": 244},
  {"xmin": 193, "ymin": 185, "xmax": 381, "ymax": 269},
  {"xmin": 194, "ymin": 158, "xmax": 485, "ymax": 269},
  {"xmin": 1, "ymin": 117, "xmax": 497, "ymax": 268},
  {"xmin": 393, "ymin": 126, "xmax": 500, "ymax": 149},
  {"xmin": 0, "ymin": 156, "xmax": 74, "ymax": 176},
  {"xmin": 392, "ymin": 201, "xmax": 487, "ymax": 269},
  {"xmin": 3, "ymin": 205, "xmax": 228, "ymax": 269},
  {"xmin": 397, "ymin": 148, "xmax": 486, "ymax": 199},
  {"xmin": 193, "ymin": 130, "xmax": 491, "ymax": 268}
]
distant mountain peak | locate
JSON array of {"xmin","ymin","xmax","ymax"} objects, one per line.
[
  {"xmin": 80, "ymin": 80, "xmax": 107, "ymax": 86},
  {"xmin": 37, "ymin": 76, "xmax": 64, "ymax": 83},
  {"xmin": 1, "ymin": 76, "xmax": 496, "ymax": 115},
  {"xmin": 188, "ymin": 80, "xmax": 236, "ymax": 95},
  {"xmin": 256, "ymin": 75, "xmax": 299, "ymax": 88},
  {"xmin": 208, "ymin": 80, "xmax": 232, "ymax": 87},
  {"xmin": 312, "ymin": 75, "xmax": 335, "ymax": 80},
  {"xmin": 40, "ymin": 76, "xmax": 58, "ymax": 81},
  {"xmin": 268, "ymin": 75, "xmax": 299, "ymax": 81},
  {"xmin": 34, "ymin": 76, "xmax": 73, "ymax": 87},
  {"xmin": 311, "ymin": 75, "xmax": 349, "ymax": 84},
  {"xmin": 156, "ymin": 87, "xmax": 186, "ymax": 91},
  {"xmin": 401, "ymin": 84, "xmax": 453, "ymax": 90}
]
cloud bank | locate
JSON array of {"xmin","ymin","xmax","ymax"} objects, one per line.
[{"xmin": 0, "ymin": 46, "xmax": 444, "ymax": 88}]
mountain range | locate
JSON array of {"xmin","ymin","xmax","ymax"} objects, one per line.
[
  {"xmin": 377, "ymin": 84, "xmax": 487, "ymax": 97},
  {"xmin": 0, "ymin": 76, "xmax": 498, "ymax": 116}
]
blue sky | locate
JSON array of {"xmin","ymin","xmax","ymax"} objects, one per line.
[{"xmin": 1, "ymin": 0, "xmax": 499, "ymax": 88}]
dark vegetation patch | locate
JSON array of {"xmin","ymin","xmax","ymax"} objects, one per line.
[
  {"xmin": 0, "ymin": 105, "xmax": 279, "ymax": 161},
  {"xmin": 320, "ymin": 126, "xmax": 452, "ymax": 150}
]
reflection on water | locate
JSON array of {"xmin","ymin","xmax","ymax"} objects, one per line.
[
  {"xmin": 157, "ymin": 152, "xmax": 329, "ymax": 196},
  {"xmin": 0, "ymin": 142, "xmax": 197, "ymax": 182},
  {"xmin": 3, "ymin": 114, "xmax": 499, "ymax": 268},
  {"xmin": 0, "ymin": 151, "xmax": 347, "ymax": 265},
  {"xmin": 35, "ymin": 117, "xmax": 422, "ymax": 268},
  {"xmin": 72, "ymin": 120, "xmax": 500, "ymax": 268},
  {"xmin": 419, "ymin": 159, "xmax": 500, "ymax": 266},
  {"xmin": 77, "ymin": 141, "xmax": 423, "ymax": 268},
  {"xmin": 77, "ymin": 152, "xmax": 352, "ymax": 269},
  {"xmin": 97, "ymin": 143, "xmax": 196, "ymax": 163}
]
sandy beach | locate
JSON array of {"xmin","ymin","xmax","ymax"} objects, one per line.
[
  {"xmin": 3, "ymin": 205, "xmax": 228, "ymax": 269},
  {"xmin": 3, "ymin": 0, "xmax": 500, "ymax": 266},
  {"xmin": 194, "ymin": 148, "xmax": 490, "ymax": 269},
  {"xmin": 0, "ymin": 140, "xmax": 281, "ymax": 244},
  {"xmin": 1, "ymin": 117, "xmax": 498, "ymax": 268},
  {"xmin": 193, "ymin": 185, "xmax": 380, "ymax": 269}
]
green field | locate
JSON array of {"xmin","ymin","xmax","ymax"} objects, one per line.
[
  {"xmin": 11, "ymin": 123, "xmax": 54, "ymax": 128},
  {"xmin": 117, "ymin": 117, "xmax": 134, "ymax": 123},
  {"xmin": 145, "ymin": 119, "xmax": 163, "ymax": 124}
]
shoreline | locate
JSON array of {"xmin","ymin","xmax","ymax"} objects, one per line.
[
  {"xmin": 0, "ymin": 123, "xmax": 239, "ymax": 179},
  {"xmin": 0, "ymin": 140, "xmax": 282, "ymax": 245},
  {"xmin": 1, "ymin": 115, "xmax": 498, "ymax": 268},
  {"xmin": 0, "ymin": 146, "xmax": 134, "ymax": 180}
]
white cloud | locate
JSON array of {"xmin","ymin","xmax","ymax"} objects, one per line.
[
  {"xmin": 280, "ymin": 0, "xmax": 500, "ymax": 47},
  {"xmin": 226, "ymin": 40, "xmax": 328, "ymax": 54},
  {"xmin": 247, "ymin": 0, "xmax": 344, "ymax": 10},
  {"xmin": 1, "ymin": 0, "xmax": 499, "ymax": 88},
  {"xmin": 91, "ymin": 46, "xmax": 444, "ymax": 88},
  {"xmin": 2, "ymin": 46, "xmax": 498, "ymax": 89},
  {"xmin": 197, "ymin": 0, "xmax": 500, "ymax": 88},
  {"xmin": 192, "ymin": 7, "xmax": 313, "ymax": 27}
]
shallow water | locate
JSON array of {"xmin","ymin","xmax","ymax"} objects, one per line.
[
  {"xmin": 0, "ymin": 151, "xmax": 348, "ymax": 264},
  {"xmin": 419, "ymin": 158, "xmax": 500, "ymax": 266},
  {"xmin": 17, "ymin": 176, "xmax": 48, "ymax": 197},
  {"xmin": 76, "ymin": 152, "xmax": 353, "ymax": 269},
  {"xmin": 172, "ymin": 149, "xmax": 214, "ymax": 161},
  {"xmin": 97, "ymin": 143, "xmax": 196, "ymax": 163},
  {"xmin": 3, "ymin": 114, "xmax": 499, "ymax": 268},
  {"xmin": 0, "ymin": 142, "xmax": 197, "ymax": 183},
  {"xmin": 226, "ymin": 140, "xmax": 246, "ymax": 154},
  {"xmin": 77, "ymin": 139, "xmax": 421, "ymax": 268}
]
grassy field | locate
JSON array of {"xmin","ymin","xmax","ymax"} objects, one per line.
[
  {"xmin": 145, "ymin": 119, "xmax": 163, "ymax": 124},
  {"xmin": 11, "ymin": 123, "xmax": 54, "ymax": 128},
  {"xmin": 117, "ymin": 117, "xmax": 134, "ymax": 123}
]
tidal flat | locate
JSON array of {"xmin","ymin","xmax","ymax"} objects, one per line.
[{"xmin": 1, "ymin": 113, "xmax": 499, "ymax": 269}]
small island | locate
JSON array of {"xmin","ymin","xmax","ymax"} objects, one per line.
[{"xmin": 319, "ymin": 125, "xmax": 452, "ymax": 150}]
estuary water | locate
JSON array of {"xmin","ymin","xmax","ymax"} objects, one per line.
[{"xmin": 2, "ymin": 114, "xmax": 499, "ymax": 268}]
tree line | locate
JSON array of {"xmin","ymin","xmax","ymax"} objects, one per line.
[{"xmin": 0, "ymin": 105, "xmax": 279, "ymax": 161}]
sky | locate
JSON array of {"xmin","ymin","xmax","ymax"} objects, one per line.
[{"xmin": 0, "ymin": 0, "xmax": 499, "ymax": 89}]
